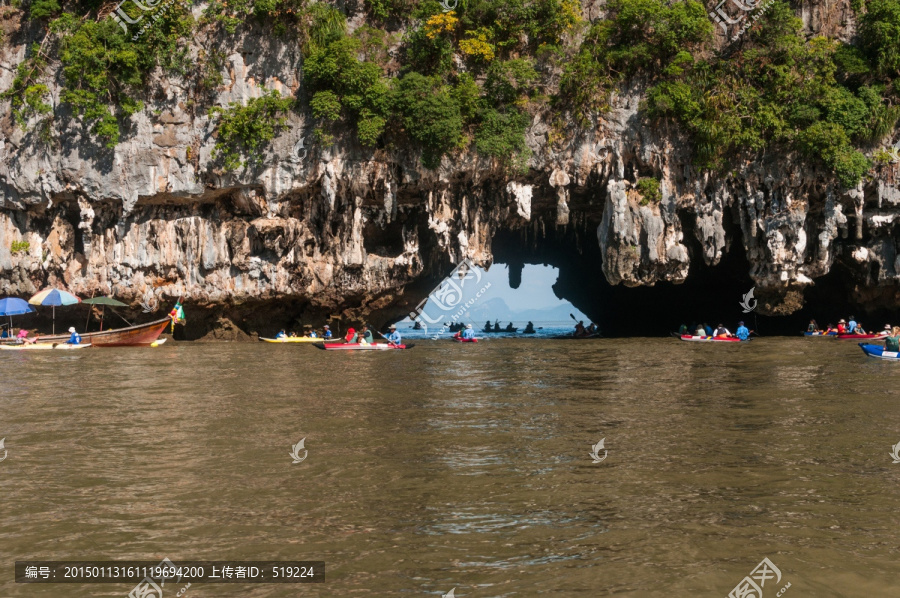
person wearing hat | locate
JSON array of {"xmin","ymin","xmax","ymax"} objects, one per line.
[
  {"xmin": 736, "ymin": 321, "xmax": 750, "ymax": 340},
  {"xmin": 387, "ymin": 324, "xmax": 402, "ymax": 345},
  {"xmin": 837, "ymin": 319, "xmax": 847, "ymax": 333},
  {"xmin": 323, "ymin": 324, "xmax": 332, "ymax": 339},
  {"xmin": 461, "ymin": 323, "xmax": 475, "ymax": 340},
  {"xmin": 66, "ymin": 327, "xmax": 82, "ymax": 345}
]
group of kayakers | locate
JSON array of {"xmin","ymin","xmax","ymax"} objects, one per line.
[
  {"xmin": 573, "ymin": 321, "xmax": 599, "ymax": 337},
  {"xmin": 276, "ymin": 325, "xmax": 333, "ymax": 339},
  {"xmin": 483, "ymin": 320, "xmax": 517, "ymax": 333},
  {"xmin": 808, "ymin": 316, "xmax": 878, "ymax": 335},
  {"xmin": 679, "ymin": 321, "xmax": 751, "ymax": 340},
  {"xmin": 342, "ymin": 323, "xmax": 402, "ymax": 345},
  {"xmin": 452, "ymin": 324, "xmax": 477, "ymax": 340}
]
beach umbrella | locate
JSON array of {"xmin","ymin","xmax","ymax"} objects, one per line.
[
  {"xmin": 0, "ymin": 297, "xmax": 34, "ymax": 337},
  {"xmin": 28, "ymin": 288, "xmax": 81, "ymax": 334},
  {"xmin": 82, "ymin": 296, "xmax": 129, "ymax": 331}
]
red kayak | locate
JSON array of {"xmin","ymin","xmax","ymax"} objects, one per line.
[
  {"xmin": 314, "ymin": 342, "xmax": 414, "ymax": 350},
  {"xmin": 452, "ymin": 337, "xmax": 478, "ymax": 343},
  {"xmin": 678, "ymin": 334, "xmax": 745, "ymax": 342},
  {"xmin": 834, "ymin": 333, "xmax": 887, "ymax": 340}
]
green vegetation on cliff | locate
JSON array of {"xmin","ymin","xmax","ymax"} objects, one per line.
[{"xmin": 4, "ymin": 0, "xmax": 900, "ymax": 183}]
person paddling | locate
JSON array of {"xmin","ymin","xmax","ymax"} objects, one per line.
[
  {"xmin": 66, "ymin": 327, "xmax": 82, "ymax": 345},
  {"xmin": 574, "ymin": 320, "xmax": 586, "ymax": 337},
  {"xmin": 386, "ymin": 324, "xmax": 402, "ymax": 346},
  {"xmin": 524, "ymin": 321, "xmax": 535, "ymax": 334},
  {"xmin": 736, "ymin": 321, "xmax": 750, "ymax": 341},
  {"xmin": 462, "ymin": 323, "xmax": 475, "ymax": 340},
  {"xmin": 323, "ymin": 325, "xmax": 332, "ymax": 339},
  {"xmin": 359, "ymin": 324, "xmax": 374, "ymax": 344},
  {"xmin": 276, "ymin": 329, "xmax": 287, "ymax": 339}
]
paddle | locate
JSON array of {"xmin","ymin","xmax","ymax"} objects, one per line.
[{"xmin": 374, "ymin": 330, "xmax": 398, "ymax": 345}]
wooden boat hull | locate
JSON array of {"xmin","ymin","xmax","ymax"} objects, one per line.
[
  {"xmin": 0, "ymin": 343, "xmax": 91, "ymax": 351},
  {"xmin": 36, "ymin": 317, "xmax": 171, "ymax": 347}
]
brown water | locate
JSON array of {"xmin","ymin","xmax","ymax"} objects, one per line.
[{"xmin": 2, "ymin": 337, "xmax": 900, "ymax": 597}]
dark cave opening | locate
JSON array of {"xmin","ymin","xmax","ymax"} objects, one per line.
[{"xmin": 490, "ymin": 223, "xmax": 895, "ymax": 337}]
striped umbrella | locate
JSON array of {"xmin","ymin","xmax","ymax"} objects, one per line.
[{"xmin": 29, "ymin": 288, "xmax": 81, "ymax": 334}]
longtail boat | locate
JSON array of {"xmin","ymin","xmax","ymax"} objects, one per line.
[{"xmin": 35, "ymin": 316, "xmax": 172, "ymax": 347}]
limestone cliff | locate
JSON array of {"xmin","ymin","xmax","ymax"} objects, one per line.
[{"xmin": 1, "ymin": 0, "xmax": 899, "ymax": 337}]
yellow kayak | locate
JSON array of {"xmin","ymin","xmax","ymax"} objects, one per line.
[
  {"xmin": 0, "ymin": 343, "xmax": 92, "ymax": 351},
  {"xmin": 259, "ymin": 337, "xmax": 328, "ymax": 343}
]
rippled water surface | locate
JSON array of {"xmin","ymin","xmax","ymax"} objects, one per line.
[{"xmin": 3, "ymin": 337, "xmax": 900, "ymax": 597}]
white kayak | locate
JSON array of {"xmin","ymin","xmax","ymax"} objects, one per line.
[{"xmin": 0, "ymin": 342, "xmax": 92, "ymax": 351}]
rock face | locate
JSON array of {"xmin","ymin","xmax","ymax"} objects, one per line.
[{"xmin": 1, "ymin": 3, "xmax": 899, "ymax": 337}]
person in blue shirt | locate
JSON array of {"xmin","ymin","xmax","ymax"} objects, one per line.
[
  {"xmin": 848, "ymin": 316, "xmax": 858, "ymax": 333},
  {"xmin": 736, "ymin": 321, "xmax": 750, "ymax": 340},
  {"xmin": 462, "ymin": 324, "xmax": 476, "ymax": 340},
  {"xmin": 704, "ymin": 322, "xmax": 713, "ymax": 336},
  {"xmin": 387, "ymin": 324, "xmax": 402, "ymax": 345},
  {"xmin": 276, "ymin": 329, "xmax": 286, "ymax": 339},
  {"xmin": 66, "ymin": 327, "xmax": 82, "ymax": 345},
  {"xmin": 323, "ymin": 325, "xmax": 332, "ymax": 339}
]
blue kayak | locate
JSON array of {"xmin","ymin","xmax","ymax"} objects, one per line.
[
  {"xmin": 803, "ymin": 331, "xmax": 836, "ymax": 336},
  {"xmin": 859, "ymin": 343, "xmax": 900, "ymax": 360}
]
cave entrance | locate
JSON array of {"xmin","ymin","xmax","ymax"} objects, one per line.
[{"xmin": 491, "ymin": 227, "xmax": 768, "ymax": 337}]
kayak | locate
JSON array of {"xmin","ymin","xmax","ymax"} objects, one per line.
[
  {"xmin": 260, "ymin": 337, "xmax": 328, "ymax": 343},
  {"xmin": 314, "ymin": 342, "xmax": 414, "ymax": 351},
  {"xmin": 859, "ymin": 343, "xmax": 900, "ymax": 360},
  {"xmin": 0, "ymin": 342, "xmax": 92, "ymax": 351},
  {"xmin": 678, "ymin": 335, "xmax": 746, "ymax": 342},
  {"xmin": 452, "ymin": 337, "xmax": 478, "ymax": 343},
  {"xmin": 803, "ymin": 331, "xmax": 836, "ymax": 336},
  {"xmin": 835, "ymin": 333, "xmax": 887, "ymax": 340}
]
